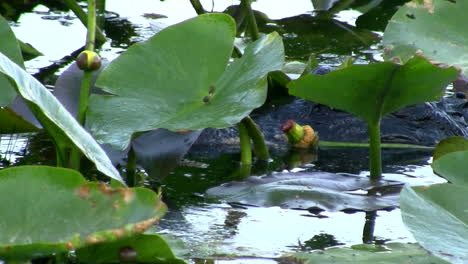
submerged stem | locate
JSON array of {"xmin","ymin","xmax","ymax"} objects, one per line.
[
  {"xmin": 368, "ymin": 121, "xmax": 382, "ymax": 180},
  {"xmin": 126, "ymin": 147, "xmax": 137, "ymax": 187},
  {"xmin": 242, "ymin": 116, "xmax": 269, "ymax": 161},
  {"xmin": 238, "ymin": 122, "xmax": 252, "ymax": 165}
]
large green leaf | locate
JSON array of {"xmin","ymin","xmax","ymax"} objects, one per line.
[
  {"xmin": 288, "ymin": 56, "xmax": 458, "ymax": 125},
  {"xmin": 432, "ymin": 150, "xmax": 468, "ymax": 186},
  {"xmin": 288, "ymin": 242, "xmax": 449, "ymax": 264},
  {"xmin": 400, "ymin": 184, "xmax": 468, "ymax": 264},
  {"xmin": 0, "ymin": 52, "xmax": 124, "ymax": 183},
  {"xmin": 383, "ymin": 0, "xmax": 468, "ymax": 75},
  {"xmin": 0, "ymin": 15, "xmax": 23, "ymax": 106},
  {"xmin": 0, "ymin": 166, "xmax": 166, "ymax": 260},
  {"xmin": 88, "ymin": 13, "xmax": 284, "ymax": 150},
  {"xmin": 76, "ymin": 234, "xmax": 185, "ymax": 264}
]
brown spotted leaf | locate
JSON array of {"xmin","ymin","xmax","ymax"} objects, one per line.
[{"xmin": 0, "ymin": 166, "xmax": 166, "ymax": 260}]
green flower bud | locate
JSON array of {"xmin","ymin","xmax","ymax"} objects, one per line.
[{"xmin": 76, "ymin": 50, "xmax": 102, "ymax": 71}]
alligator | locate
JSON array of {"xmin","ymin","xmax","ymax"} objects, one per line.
[{"xmin": 10, "ymin": 63, "xmax": 468, "ymax": 177}]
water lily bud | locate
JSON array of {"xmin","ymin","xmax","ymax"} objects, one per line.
[
  {"xmin": 281, "ymin": 120, "xmax": 319, "ymax": 148},
  {"xmin": 76, "ymin": 50, "xmax": 102, "ymax": 71},
  {"xmin": 119, "ymin": 246, "xmax": 137, "ymax": 263}
]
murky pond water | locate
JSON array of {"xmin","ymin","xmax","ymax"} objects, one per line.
[{"xmin": 3, "ymin": 0, "xmax": 448, "ymax": 263}]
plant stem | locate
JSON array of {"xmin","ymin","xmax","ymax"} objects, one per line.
[
  {"xmin": 69, "ymin": 0, "xmax": 98, "ymax": 170},
  {"xmin": 368, "ymin": 121, "xmax": 382, "ymax": 180},
  {"xmin": 63, "ymin": 0, "xmax": 106, "ymax": 44},
  {"xmin": 240, "ymin": 0, "xmax": 259, "ymax": 40},
  {"xmin": 96, "ymin": 0, "xmax": 106, "ymax": 28},
  {"xmin": 189, "ymin": 0, "xmax": 206, "ymax": 15},
  {"xmin": 238, "ymin": 122, "xmax": 252, "ymax": 165},
  {"xmin": 362, "ymin": 211, "xmax": 377, "ymax": 244},
  {"xmin": 126, "ymin": 147, "xmax": 137, "ymax": 187},
  {"xmin": 242, "ymin": 116, "xmax": 269, "ymax": 160}
]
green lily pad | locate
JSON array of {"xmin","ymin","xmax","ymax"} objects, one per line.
[
  {"xmin": 432, "ymin": 150, "xmax": 468, "ymax": 186},
  {"xmin": 288, "ymin": 56, "xmax": 459, "ymax": 125},
  {"xmin": 206, "ymin": 172, "xmax": 401, "ymax": 211},
  {"xmin": 400, "ymin": 184, "xmax": 468, "ymax": 264},
  {"xmin": 383, "ymin": 0, "xmax": 468, "ymax": 75},
  {"xmin": 433, "ymin": 136, "xmax": 468, "ymax": 161},
  {"xmin": 0, "ymin": 166, "xmax": 166, "ymax": 260},
  {"xmin": 87, "ymin": 13, "xmax": 284, "ymax": 150},
  {"xmin": 287, "ymin": 242, "xmax": 449, "ymax": 264},
  {"xmin": 0, "ymin": 52, "xmax": 124, "ymax": 183},
  {"xmin": 76, "ymin": 234, "xmax": 185, "ymax": 264},
  {"xmin": 0, "ymin": 14, "xmax": 22, "ymax": 106}
]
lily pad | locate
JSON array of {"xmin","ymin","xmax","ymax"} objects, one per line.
[
  {"xmin": 400, "ymin": 184, "xmax": 468, "ymax": 264},
  {"xmin": 0, "ymin": 52, "xmax": 124, "ymax": 183},
  {"xmin": 206, "ymin": 172, "xmax": 402, "ymax": 211},
  {"xmin": 288, "ymin": 56, "xmax": 459, "ymax": 125},
  {"xmin": 432, "ymin": 150, "xmax": 468, "ymax": 186},
  {"xmin": 0, "ymin": 14, "xmax": 22, "ymax": 106},
  {"xmin": 0, "ymin": 166, "xmax": 166, "ymax": 260},
  {"xmin": 383, "ymin": 0, "xmax": 468, "ymax": 75},
  {"xmin": 87, "ymin": 13, "xmax": 284, "ymax": 150},
  {"xmin": 287, "ymin": 242, "xmax": 449, "ymax": 264},
  {"xmin": 76, "ymin": 234, "xmax": 185, "ymax": 264}
]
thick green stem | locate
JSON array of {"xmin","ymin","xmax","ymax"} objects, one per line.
[
  {"xmin": 189, "ymin": 0, "xmax": 206, "ymax": 14},
  {"xmin": 4, "ymin": 259, "xmax": 31, "ymax": 264},
  {"xmin": 126, "ymin": 147, "xmax": 137, "ymax": 187},
  {"xmin": 63, "ymin": 0, "xmax": 106, "ymax": 44},
  {"xmin": 238, "ymin": 122, "xmax": 252, "ymax": 165},
  {"xmin": 368, "ymin": 121, "xmax": 382, "ymax": 180},
  {"xmin": 69, "ymin": 0, "xmax": 98, "ymax": 170},
  {"xmin": 240, "ymin": 0, "xmax": 259, "ymax": 40},
  {"xmin": 242, "ymin": 116, "xmax": 269, "ymax": 160}
]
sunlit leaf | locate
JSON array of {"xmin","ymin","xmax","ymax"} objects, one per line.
[{"xmin": 88, "ymin": 14, "xmax": 284, "ymax": 150}]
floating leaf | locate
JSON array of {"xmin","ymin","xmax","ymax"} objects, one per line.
[
  {"xmin": 400, "ymin": 184, "xmax": 468, "ymax": 264},
  {"xmin": 76, "ymin": 234, "xmax": 185, "ymax": 264},
  {"xmin": 0, "ymin": 166, "xmax": 166, "ymax": 260},
  {"xmin": 288, "ymin": 56, "xmax": 459, "ymax": 125},
  {"xmin": 383, "ymin": 0, "xmax": 468, "ymax": 75},
  {"xmin": 88, "ymin": 13, "xmax": 284, "ymax": 150},
  {"xmin": 0, "ymin": 14, "xmax": 22, "ymax": 106},
  {"xmin": 287, "ymin": 242, "xmax": 449, "ymax": 264},
  {"xmin": 0, "ymin": 52, "xmax": 124, "ymax": 183},
  {"xmin": 206, "ymin": 172, "xmax": 401, "ymax": 211}
]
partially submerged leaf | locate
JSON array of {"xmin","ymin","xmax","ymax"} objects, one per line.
[
  {"xmin": 0, "ymin": 166, "xmax": 166, "ymax": 260},
  {"xmin": 287, "ymin": 242, "xmax": 449, "ymax": 264},
  {"xmin": 76, "ymin": 234, "xmax": 185, "ymax": 264},
  {"xmin": 0, "ymin": 14, "xmax": 23, "ymax": 106},
  {"xmin": 432, "ymin": 136, "xmax": 468, "ymax": 161},
  {"xmin": 206, "ymin": 172, "xmax": 401, "ymax": 211},
  {"xmin": 288, "ymin": 56, "xmax": 459, "ymax": 125},
  {"xmin": 383, "ymin": 0, "xmax": 468, "ymax": 75},
  {"xmin": 0, "ymin": 52, "xmax": 124, "ymax": 183},
  {"xmin": 88, "ymin": 14, "xmax": 284, "ymax": 150},
  {"xmin": 400, "ymin": 184, "xmax": 468, "ymax": 264}
]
